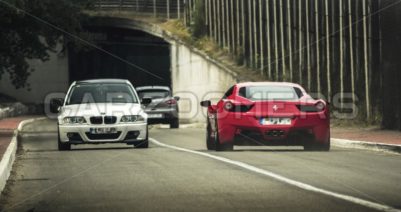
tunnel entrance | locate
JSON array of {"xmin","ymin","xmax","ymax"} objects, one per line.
[{"xmin": 68, "ymin": 24, "xmax": 171, "ymax": 88}]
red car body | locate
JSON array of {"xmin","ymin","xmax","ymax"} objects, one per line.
[{"xmin": 201, "ymin": 82, "xmax": 330, "ymax": 151}]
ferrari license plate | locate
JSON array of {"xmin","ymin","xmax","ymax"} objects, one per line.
[
  {"xmin": 261, "ymin": 117, "xmax": 292, "ymax": 125},
  {"xmin": 90, "ymin": 127, "xmax": 117, "ymax": 134}
]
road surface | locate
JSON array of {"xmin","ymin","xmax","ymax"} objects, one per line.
[{"xmin": 1, "ymin": 119, "xmax": 400, "ymax": 211}]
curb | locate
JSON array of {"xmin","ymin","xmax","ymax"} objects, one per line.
[
  {"xmin": 0, "ymin": 131, "xmax": 18, "ymax": 193},
  {"xmin": 0, "ymin": 118, "xmax": 43, "ymax": 194},
  {"xmin": 151, "ymin": 123, "xmax": 206, "ymax": 129},
  {"xmin": 332, "ymin": 138, "xmax": 401, "ymax": 154}
]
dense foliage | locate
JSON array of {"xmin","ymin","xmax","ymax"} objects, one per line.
[{"xmin": 0, "ymin": 0, "xmax": 93, "ymax": 89}]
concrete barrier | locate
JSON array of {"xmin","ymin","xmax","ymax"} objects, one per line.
[{"xmin": 0, "ymin": 118, "xmax": 39, "ymax": 194}]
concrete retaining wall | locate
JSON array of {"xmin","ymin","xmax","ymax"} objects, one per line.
[
  {"xmin": 170, "ymin": 41, "xmax": 237, "ymax": 123},
  {"xmin": 0, "ymin": 43, "xmax": 69, "ymax": 104}
]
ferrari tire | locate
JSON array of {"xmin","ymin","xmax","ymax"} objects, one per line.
[
  {"xmin": 304, "ymin": 139, "xmax": 330, "ymax": 151},
  {"xmin": 214, "ymin": 126, "xmax": 233, "ymax": 151},
  {"xmin": 206, "ymin": 124, "xmax": 215, "ymax": 150}
]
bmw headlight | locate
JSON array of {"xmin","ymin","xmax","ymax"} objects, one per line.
[
  {"xmin": 121, "ymin": 115, "xmax": 145, "ymax": 123},
  {"xmin": 63, "ymin": 116, "xmax": 87, "ymax": 124}
]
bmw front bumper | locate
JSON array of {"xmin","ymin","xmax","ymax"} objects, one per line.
[{"xmin": 58, "ymin": 123, "xmax": 148, "ymax": 143}]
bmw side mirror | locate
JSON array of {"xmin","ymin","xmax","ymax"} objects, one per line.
[
  {"xmin": 174, "ymin": 96, "xmax": 180, "ymax": 101},
  {"xmin": 50, "ymin": 98, "xmax": 64, "ymax": 113},
  {"xmin": 141, "ymin": 98, "xmax": 152, "ymax": 105},
  {"xmin": 200, "ymin": 100, "xmax": 211, "ymax": 107}
]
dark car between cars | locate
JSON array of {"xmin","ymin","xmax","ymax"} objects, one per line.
[{"xmin": 136, "ymin": 86, "xmax": 180, "ymax": 128}]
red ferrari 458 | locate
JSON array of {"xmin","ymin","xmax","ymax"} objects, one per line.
[{"xmin": 200, "ymin": 82, "xmax": 330, "ymax": 151}]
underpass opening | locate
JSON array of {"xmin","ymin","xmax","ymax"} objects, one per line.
[{"xmin": 68, "ymin": 22, "xmax": 171, "ymax": 88}]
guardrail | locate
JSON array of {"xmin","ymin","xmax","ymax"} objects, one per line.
[{"xmin": 95, "ymin": 0, "xmax": 186, "ymax": 19}]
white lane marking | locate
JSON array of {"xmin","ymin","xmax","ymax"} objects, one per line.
[{"xmin": 150, "ymin": 138, "xmax": 400, "ymax": 212}]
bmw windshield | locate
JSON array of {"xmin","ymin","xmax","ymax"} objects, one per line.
[{"xmin": 66, "ymin": 83, "xmax": 138, "ymax": 105}]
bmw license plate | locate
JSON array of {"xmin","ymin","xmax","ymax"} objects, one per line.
[
  {"xmin": 147, "ymin": 114, "xmax": 163, "ymax": 119},
  {"xmin": 90, "ymin": 127, "xmax": 117, "ymax": 134},
  {"xmin": 261, "ymin": 118, "xmax": 291, "ymax": 125}
]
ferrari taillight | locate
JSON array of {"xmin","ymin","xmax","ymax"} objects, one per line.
[
  {"xmin": 315, "ymin": 101, "xmax": 325, "ymax": 111},
  {"xmin": 224, "ymin": 101, "xmax": 253, "ymax": 112},
  {"xmin": 297, "ymin": 101, "xmax": 326, "ymax": 112},
  {"xmin": 224, "ymin": 101, "xmax": 234, "ymax": 111}
]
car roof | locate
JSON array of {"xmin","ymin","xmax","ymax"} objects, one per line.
[
  {"xmin": 75, "ymin": 79, "xmax": 131, "ymax": 85},
  {"xmin": 236, "ymin": 81, "xmax": 303, "ymax": 89},
  {"xmin": 136, "ymin": 86, "xmax": 171, "ymax": 91}
]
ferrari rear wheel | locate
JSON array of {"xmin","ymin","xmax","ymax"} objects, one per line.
[
  {"xmin": 304, "ymin": 139, "xmax": 330, "ymax": 151},
  {"xmin": 206, "ymin": 124, "xmax": 215, "ymax": 150},
  {"xmin": 214, "ymin": 125, "xmax": 233, "ymax": 151}
]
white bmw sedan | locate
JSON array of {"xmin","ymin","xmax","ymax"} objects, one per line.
[{"xmin": 52, "ymin": 79, "xmax": 150, "ymax": 151}]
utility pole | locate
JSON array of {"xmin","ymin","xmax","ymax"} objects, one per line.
[
  {"xmin": 241, "ymin": 0, "xmax": 246, "ymax": 65},
  {"xmin": 348, "ymin": 0, "xmax": 356, "ymax": 113},
  {"xmin": 363, "ymin": 0, "xmax": 371, "ymax": 119},
  {"xmin": 226, "ymin": 0, "xmax": 230, "ymax": 51},
  {"xmin": 213, "ymin": 0, "xmax": 217, "ymax": 41},
  {"xmin": 217, "ymin": 0, "xmax": 221, "ymax": 45},
  {"xmin": 315, "ymin": 0, "xmax": 320, "ymax": 93},
  {"xmin": 339, "ymin": 0, "xmax": 344, "ymax": 110},
  {"xmin": 287, "ymin": 0, "xmax": 293, "ymax": 81},
  {"xmin": 167, "ymin": 0, "xmax": 170, "ymax": 19},
  {"xmin": 189, "ymin": 0, "xmax": 192, "ymax": 23},
  {"xmin": 259, "ymin": 0, "xmax": 264, "ymax": 75},
  {"xmin": 222, "ymin": 0, "xmax": 226, "ymax": 48},
  {"xmin": 205, "ymin": 0, "xmax": 208, "ymax": 32},
  {"xmin": 153, "ymin": 0, "xmax": 157, "ymax": 18},
  {"xmin": 231, "ymin": 0, "xmax": 235, "ymax": 54},
  {"xmin": 279, "ymin": 0, "xmax": 286, "ymax": 80},
  {"xmin": 177, "ymin": 0, "xmax": 181, "ymax": 19},
  {"xmin": 298, "ymin": 0, "xmax": 303, "ymax": 84},
  {"xmin": 236, "ymin": 0, "xmax": 240, "ymax": 56},
  {"xmin": 248, "ymin": 0, "xmax": 254, "ymax": 67},
  {"xmin": 306, "ymin": 0, "xmax": 311, "ymax": 90},
  {"xmin": 266, "ymin": 0, "xmax": 272, "ymax": 78},
  {"xmin": 273, "ymin": 0, "xmax": 279, "ymax": 80},
  {"xmin": 253, "ymin": 0, "xmax": 258, "ymax": 69},
  {"xmin": 325, "ymin": 0, "xmax": 331, "ymax": 100},
  {"xmin": 209, "ymin": 0, "xmax": 213, "ymax": 37}
]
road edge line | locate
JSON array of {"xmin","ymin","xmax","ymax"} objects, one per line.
[
  {"xmin": 0, "ymin": 117, "xmax": 45, "ymax": 194},
  {"xmin": 150, "ymin": 138, "xmax": 400, "ymax": 212},
  {"xmin": 332, "ymin": 138, "xmax": 401, "ymax": 154}
]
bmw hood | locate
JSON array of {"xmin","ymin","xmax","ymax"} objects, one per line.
[{"xmin": 59, "ymin": 103, "xmax": 145, "ymax": 118}]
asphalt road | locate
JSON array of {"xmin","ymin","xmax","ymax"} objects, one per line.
[{"xmin": 1, "ymin": 119, "xmax": 400, "ymax": 212}]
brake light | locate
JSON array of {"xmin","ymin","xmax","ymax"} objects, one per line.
[
  {"xmin": 224, "ymin": 101, "xmax": 234, "ymax": 111},
  {"xmin": 165, "ymin": 99, "xmax": 177, "ymax": 105},
  {"xmin": 315, "ymin": 101, "xmax": 325, "ymax": 111},
  {"xmin": 296, "ymin": 101, "xmax": 326, "ymax": 112},
  {"xmin": 224, "ymin": 101, "xmax": 253, "ymax": 112}
]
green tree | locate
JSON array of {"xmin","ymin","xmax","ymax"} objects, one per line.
[
  {"xmin": 0, "ymin": 0, "xmax": 93, "ymax": 89},
  {"xmin": 191, "ymin": 0, "xmax": 206, "ymax": 38}
]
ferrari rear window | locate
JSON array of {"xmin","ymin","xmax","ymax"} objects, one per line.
[{"xmin": 239, "ymin": 86, "xmax": 300, "ymax": 101}]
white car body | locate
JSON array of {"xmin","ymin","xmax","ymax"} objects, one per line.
[{"xmin": 56, "ymin": 79, "xmax": 148, "ymax": 150}]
